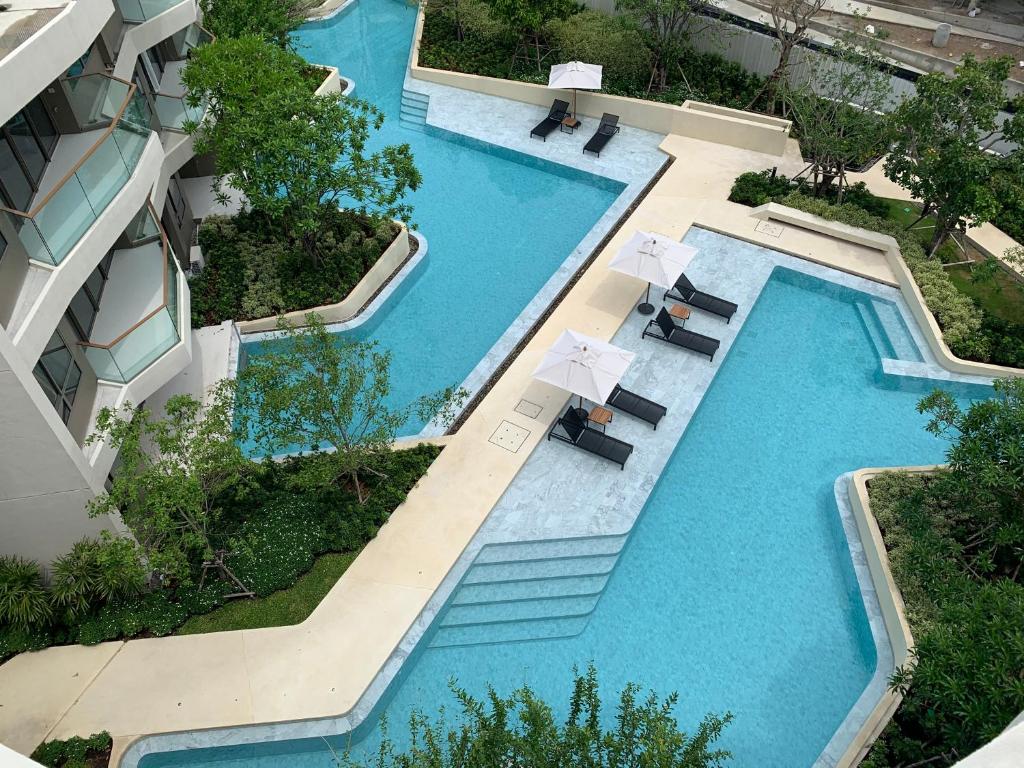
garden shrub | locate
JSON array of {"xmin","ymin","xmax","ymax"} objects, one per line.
[
  {"xmin": 777, "ymin": 192, "xmax": 991, "ymax": 362},
  {"xmin": 545, "ymin": 11, "xmax": 650, "ymax": 92},
  {"xmin": 49, "ymin": 538, "xmax": 146, "ymax": 622},
  {"xmin": 727, "ymin": 170, "xmax": 792, "ymax": 206},
  {"xmin": 31, "ymin": 732, "xmax": 111, "ymax": 768},
  {"xmin": 864, "ymin": 470, "xmax": 1024, "ymax": 767},
  {"xmin": 0, "ymin": 446, "xmax": 442, "ymax": 660},
  {"xmin": 190, "ymin": 207, "xmax": 399, "ymax": 327},
  {"xmin": 0, "ymin": 556, "xmax": 52, "ymax": 630}
]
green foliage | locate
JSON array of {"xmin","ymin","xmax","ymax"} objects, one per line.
[
  {"xmin": 344, "ymin": 666, "xmax": 732, "ymax": 768},
  {"xmin": 49, "ymin": 537, "xmax": 146, "ymax": 622},
  {"xmin": 177, "ymin": 552, "xmax": 358, "ymax": 634},
  {"xmin": 545, "ymin": 11, "xmax": 650, "ymax": 92},
  {"xmin": 199, "ymin": 0, "xmax": 311, "ymax": 49},
  {"xmin": 884, "ymin": 55, "xmax": 1024, "ymax": 256},
  {"xmin": 487, "ymin": 0, "xmax": 578, "ymax": 71},
  {"xmin": 782, "ymin": 33, "xmax": 891, "ymax": 195},
  {"xmin": 0, "ymin": 556, "xmax": 52, "ymax": 630},
  {"xmin": 229, "ymin": 501, "xmax": 326, "ymax": 597},
  {"xmin": 235, "ymin": 315, "xmax": 464, "ymax": 502},
  {"xmin": 72, "ymin": 590, "xmax": 189, "ymax": 645},
  {"xmin": 87, "ymin": 385, "xmax": 251, "ymax": 586},
  {"xmin": 777, "ymin": 192, "xmax": 992, "ymax": 362},
  {"xmin": 729, "ymin": 171, "xmax": 888, "ymax": 216},
  {"xmin": 615, "ymin": 0, "xmax": 707, "ymax": 93},
  {"xmin": 727, "ymin": 170, "xmax": 792, "ymax": 206},
  {"xmin": 189, "ymin": 211, "xmax": 399, "ymax": 326},
  {"xmin": 865, "ymin": 455, "xmax": 1024, "ymax": 766},
  {"xmin": 183, "ymin": 35, "xmax": 420, "ymax": 259},
  {"xmin": 32, "ymin": 732, "xmax": 111, "ymax": 768},
  {"xmin": 918, "ymin": 378, "xmax": 1024, "ymax": 577},
  {"xmin": 418, "ymin": 1, "xmax": 762, "ymax": 108}
]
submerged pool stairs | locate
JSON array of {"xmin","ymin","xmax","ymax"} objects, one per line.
[
  {"xmin": 428, "ymin": 534, "xmax": 629, "ymax": 649},
  {"xmin": 854, "ymin": 298, "xmax": 922, "ymax": 363},
  {"xmin": 399, "ymin": 89, "xmax": 429, "ymax": 128}
]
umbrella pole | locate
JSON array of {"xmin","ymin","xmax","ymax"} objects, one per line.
[
  {"xmin": 638, "ymin": 282, "xmax": 655, "ymax": 316},
  {"xmin": 572, "ymin": 89, "xmax": 577, "ymax": 121}
]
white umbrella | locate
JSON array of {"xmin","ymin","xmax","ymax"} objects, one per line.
[
  {"xmin": 608, "ymin": 231, "xmax": 698, "ymax": 316},
  {"xmin": 548, "ymin": 61, "xmax": 603, "ymax": 120},
  {"xmin": 533, "ymin": 329, "xmax": 635, "ymax": 412}
]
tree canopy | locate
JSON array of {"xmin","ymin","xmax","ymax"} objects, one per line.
[
  {"xmin": 884, "ymin": 55, "xmax": 1024, "ymax": 256},
  {"xmin": 339, "ymin": 666, "xmax": 734, "ymax": 768},
  {"xmin": 235, "ymin": 315, "xmax": 464, "ymax": 503},
  {"xmin": 87, "ymin": 384, "xmax": 251, "ymax": 587},
  {"xmin": 199, "ymin": 0, "xmax": 313, "ymax": 48},
  {"xmin": 182, "ymin": 35, "xmax": 421, "ymax": 264}
]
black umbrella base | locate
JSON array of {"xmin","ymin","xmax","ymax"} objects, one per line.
[{"xmin": 637, "ymin": 302, "xmax": 655, "ymax": 315}]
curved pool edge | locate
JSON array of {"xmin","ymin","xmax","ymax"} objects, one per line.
[{"xmin": 119, "ymin": 241, "xmax": 955, "ymax": 768}]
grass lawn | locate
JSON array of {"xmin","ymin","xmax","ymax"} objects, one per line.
[
  {"xmin": 947, "ymin": 263, "xmax": 1024, "ymax": 325},
  {"xmin": 175, "ymin": 551, "xmax": 360, "ymax": 635},
  {"xmin": 880, "ymin": 197, "xmax": 936, "ymax": 251}
]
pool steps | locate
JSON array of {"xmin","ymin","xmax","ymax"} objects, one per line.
[
  {"xmin": 855, "ymin": 299, "xmax": 922, "ymax": 363},
  {"xmin": 399, "ymin": 89, "xmax": 429, "ymax": 127},
  {"xmin": 428, "ymin": 534, "xmax": 628, "ymax": 649}
]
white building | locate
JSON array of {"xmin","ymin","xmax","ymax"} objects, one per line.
[{"xmin": 0, "ymin": 0, "xmax": 208, "ymax": 565}]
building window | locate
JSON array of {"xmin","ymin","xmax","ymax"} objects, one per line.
[
  {"xmin": 0, "ymin": 97, "xmax": 59, "ymax": 211},
  {"xmin": 67, "ymin": 251, "xmax": 114, "ymax": 338},
  {"xmin": 66, "ymin": 48, "xmax": 92, "ymax": 77},
  {"xmin": 33, "ymin": 331, "xmax": 82, "ymax": 425},
  {"xmin": 166, "ymin": 175, "xmax": 186, "ymax": 227}
]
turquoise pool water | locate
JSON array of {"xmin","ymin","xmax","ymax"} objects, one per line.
[
  {"xmin": 143, "ymin": 265, "xmax": 992, "ymax": 768},
  {"xmin": 237, "ymin": 0, "xmax": 624, "ymax": 450}
]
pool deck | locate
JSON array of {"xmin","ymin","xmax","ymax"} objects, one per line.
[{"xmin": 0, "ymin": 122, "xmax": 991, "ymax": 765}]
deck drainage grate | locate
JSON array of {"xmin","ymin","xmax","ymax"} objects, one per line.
[
  {"xmin": 755, "ymin": 220, "xmax": 784, "ymax": 238},
  {"xmin": 488, "ymin": 421, "xmax": 531, "ymax": 453},
  {"xmin": 514, "ymin": 399, "xmax": 543, "ymax": 419}
]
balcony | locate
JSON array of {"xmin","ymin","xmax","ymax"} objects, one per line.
[
  {"xmin": 154, "ymin": 56, "xmax": 207, "ymax": 133},
  {"xmin": 116, "ymin": 0, "xmax": 190, "ymax": 23},
  {"xmin": 0, "ymin": 75, "xmax": 153, "ymax": 266},
  {"xmin": 168, "ymin": 23, "xmax": 212, "ymax": 58},
  {"xmin": 80, "ymin": 206, "xmax": 183, "ymax": 383}
]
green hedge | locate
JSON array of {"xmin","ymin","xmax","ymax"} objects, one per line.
[
  {"xmin": 863, "ymin": 472, "xmax": 1024, "ymax": 766},
  {"xmin": 189, "ymin": 206, "xmax": 399, "ymax": 327},
  {"xmin": 776, "ymin": 193, "xmax": 993, "ymax": 362},
  {"xmin": 31, "ymin": 732, "xmax": 111, "ymax": 768},
  {"xmin": 0, "ymin": 445, "xmax": 441, "ymax": 660}
]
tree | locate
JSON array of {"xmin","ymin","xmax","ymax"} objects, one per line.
[
  {"xmin": 616, "ymin": 0, "xmax": 709, "ymax": 94},
  {"xmin": 87, "ymin": 383, "xmax": 251, "ymax": 589},
  {"xmin": 884, "ymin": 56, "xmax": 1024, "ymax": 257},
  {"xmin": 199, "ymin": 0, "xmax": 314, "ymax": 49},
  {"xmin": 746, "ymin": 0, "xmax": 827, "ymax": 113},
  {"xmin": 182, "ymin": 36, "xmax": 421, "ymax": 265},
  {"xmin": 337, "ymin": 666, "xmax": 733, "ymax": 768},
  {"xmin": 488, "ymin": 0, "xmax": 577, "ymax": 72},
  {"xmin": 918, "ymin": 377, "xmax": 1024, "ymax": 580},
  {"xmin": 783, "ymin": 34, "xmax": 891, "ymax": 200},
  {"xmin": 234, "ymin": 315, "xmax": 465, "ymax": 503}
]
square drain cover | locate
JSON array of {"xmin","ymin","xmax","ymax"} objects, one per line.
[
  {"xmin": 489, "ymin": 421, "xmax": 530, "ymax": 453},
  {"xmin": 755, "ymin": 220, "xmax": 784, "ymax": 238},
  {"xmin": 514, "ymin": 399, "xmax": 543, "ymax": 419}
]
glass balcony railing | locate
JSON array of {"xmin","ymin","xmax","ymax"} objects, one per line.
[
  {"xmin": 169, "ymin": 24, "xmax": 213, "ymax": 59},
  {"xmin": 81, "ymin": 206, "xmax": 183, "ymax": 383},
  {"xmin": 154, "ymin": 92, "xmax": 206, "ymax": 132},
  {"xmin": 0, "ymin": 75, "xmax": 153, "ymax": 267},
  {"xmin": 116, "ymin": 0, "xmax": 188, "ymax": 24}
]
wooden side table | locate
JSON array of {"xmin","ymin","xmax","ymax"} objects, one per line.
[
  {"xmin": 588, "ymin": 405, "xmax": 613, "ymax": 432},
  {"xmin": 668, "ymin": 303, "xmax": 691, "ymax": 325},
  {"xmin": 560, "ymin": 117, "xmax": 581, "ymax": 134}
]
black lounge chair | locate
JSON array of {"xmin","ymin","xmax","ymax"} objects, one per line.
[
  {"xmin": 606, "ymin": 384, "xmax": 666, "ymax": 430},
  {"xmin": 663, "ymin": 272, "xmax": 738, "ymax": 323},
  {"xmin": 547, "ymin": 406, "xmax": 633, "ymax": 470},
  {"xmin": 642, "ymin": 307, "xmax": 721, "ymax": 361},
  {"xmin": 530, "ymin": 99, "xmax": 570, "ymax": 141},
  {"xmin": 583, "ymin": 113, "xmax": 620, "ymax": 157}
]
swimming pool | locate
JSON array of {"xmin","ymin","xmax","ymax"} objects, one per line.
[
  {"xmin": 142, "ymin": 249, "xmax": 993, "ymax": 768},
  {"xmin": 237, "ymin": 0, "xmax": 628, "ymax": 450}
]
